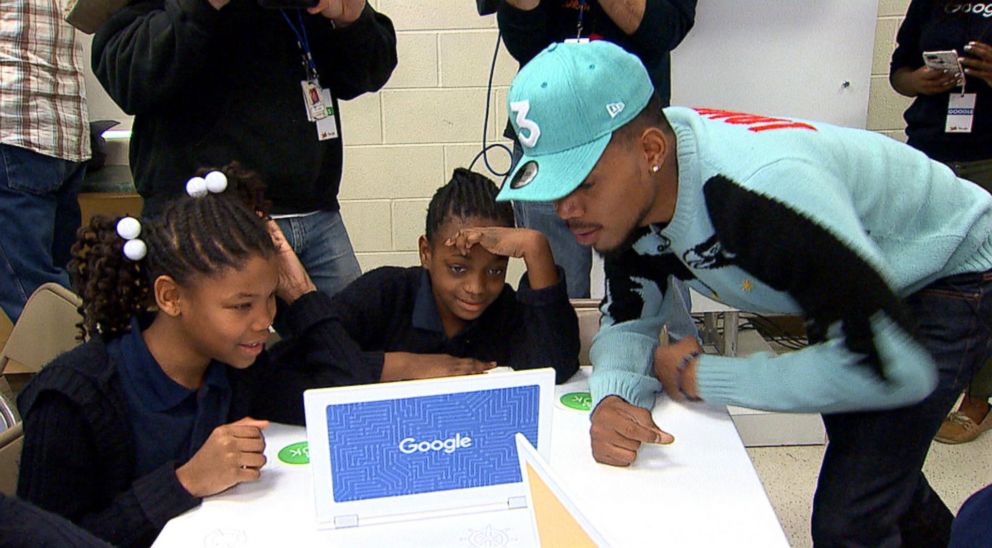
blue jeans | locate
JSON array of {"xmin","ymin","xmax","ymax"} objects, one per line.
[
  {"xmin": 811, "ymin": 271, "xmax": 992, "ymax": 547},
  {"xmin": 0, "ymin": 144, "xmax": 85, "ymax": 323}
]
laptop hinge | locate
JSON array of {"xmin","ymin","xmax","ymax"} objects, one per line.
[
  {"xmin": 334, "ymin": 514, "xmax": 359, "ymax": 528},
  {"xmin": 507, "ymin": 496, "xmax": 527, "ymax": 510}
]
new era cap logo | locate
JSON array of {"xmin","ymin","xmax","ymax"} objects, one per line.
[{"xmin": 606, "ymin": 102, "xmax": 625, "ymax": 118}]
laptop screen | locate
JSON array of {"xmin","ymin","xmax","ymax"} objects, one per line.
[
  {"xmin": 304, "ymin": 369, "xmax": 555, "ymax": 528},
  {"xmin": 325, "ymin": 384, "xmax": 540, "ymax": 502}
]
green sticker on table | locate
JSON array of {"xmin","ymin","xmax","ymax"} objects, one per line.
[
  {"xmin": 560, "ymin": 391, "xmax": 593, "ymax": 411},
  {"xmin": 277, "ymin": 441, "xmax": 310, "ymax": 465}
]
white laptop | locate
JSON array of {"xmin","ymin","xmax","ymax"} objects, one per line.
[{"xmin": 302, "ymin": 368, "xmax": 555, "ymax": 529}]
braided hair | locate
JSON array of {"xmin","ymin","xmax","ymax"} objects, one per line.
[
  {"xmin": 425, "ymin": 168, "xmax": 515, "ymax": 243},
  {"xmin": 69, "ymin": 162, "xmax": 276, "ymax": 340}
]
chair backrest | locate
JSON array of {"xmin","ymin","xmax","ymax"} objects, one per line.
[
  {"xmin": 0, "ymin": 421, "xmax": 23, "ymax": 496},
  {"xmin": 571, "ymin": 299, "xmax": 601, "ymax": 366},
  {"xmin": 0, "ymin": 283, "xmax": 83, "ymax": 376}
]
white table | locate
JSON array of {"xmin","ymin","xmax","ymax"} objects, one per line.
[{"xmin": 154, "ymin": 368, "xmax": 787, "ymax": 547}]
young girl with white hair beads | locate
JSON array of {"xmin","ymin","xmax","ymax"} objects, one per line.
[{"xmin": 15, "ymin": 163, "xmax": 353, "ymax": 547}]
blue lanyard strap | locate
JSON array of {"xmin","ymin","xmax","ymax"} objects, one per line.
[{"xmin": 281, "ymin": 9, "xmax": 319, "ymax": 80}]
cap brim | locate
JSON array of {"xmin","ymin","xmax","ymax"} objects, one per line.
[{"xmin": 496, "ymin": 132, "xmax": 612, "ymax": 202}]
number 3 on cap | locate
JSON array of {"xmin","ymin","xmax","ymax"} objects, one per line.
[{"xmin": 510, "ymin": 100, "xmax": 541, "ymax": 149}]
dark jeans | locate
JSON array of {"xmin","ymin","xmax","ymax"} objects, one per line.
[
  {"xmin": 812, "ymin": 271, "xmax": 992, "ymax": 547},
  {"xmin": 0, "ymin": 144, "xmax": 85, "ymax": 323}
]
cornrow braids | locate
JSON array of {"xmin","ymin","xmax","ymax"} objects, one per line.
[
  {"xmin": 425, "ymin": 168, "xmax": 515, "ymax": 243},
  {"xmin": 67, "ymin": 163, "xmax": 276, "ymax": 340}
]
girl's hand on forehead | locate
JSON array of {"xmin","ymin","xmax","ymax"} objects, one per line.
[
  {"xmin": 266, "ymin": 220, "xmax": 317, "ymax": 304},
  {"xmin": 445, "ymin": 227, "xmax": 545, "ymax": 259}
]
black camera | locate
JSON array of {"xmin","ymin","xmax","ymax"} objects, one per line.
[
  {"xmin": 258, "ymin": 0, "xmax": 319, "ymax": 9},
  {"xmin": 476, "ymin": 0, "xmax": 500, "ymax": 16}
]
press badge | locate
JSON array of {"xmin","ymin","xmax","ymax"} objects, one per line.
[
  {"xmin": 946, "ymin": 93, "xmax": 976, "ymax": 133},
  {"xmin": 301, "ymin": 80, "xmax": 327, "ymax": 122},
  {"xmin": 315, "ymin": 87, "xmax": 338, "ymax": 141}
]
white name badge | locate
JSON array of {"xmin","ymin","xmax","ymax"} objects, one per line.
[
  {"xmin": 316, "ymin": 87, "xmax": 338, "ymax": 141},
  {"xmin": 946, "ymin": 93, "xmax": 976, "ymax": 133}
]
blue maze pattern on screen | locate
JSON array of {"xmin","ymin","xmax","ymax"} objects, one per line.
[{"xmin": 325, "ymin": 385, "xmax": 540, "ymax": 502}]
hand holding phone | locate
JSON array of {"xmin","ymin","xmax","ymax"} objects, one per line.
[{"xmin": 923, "ymin": 50, "xmax": 964, "ymax": 82}]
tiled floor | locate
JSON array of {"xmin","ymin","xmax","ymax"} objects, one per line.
[{"xmin": 747, "ymin": 430, "xmax": 992, "ymax": 547}]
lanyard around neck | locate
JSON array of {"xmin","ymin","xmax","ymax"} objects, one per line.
[{"xmin": 281, "ymin": 9, "xmax": 319, "ymax": 81}]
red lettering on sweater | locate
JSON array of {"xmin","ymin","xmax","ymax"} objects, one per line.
[{"xmin": 693, "ymin": 108, "xmax": 817, "ymax": 133}]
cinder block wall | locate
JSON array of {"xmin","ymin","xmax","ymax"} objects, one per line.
[
  {"xmin": 81, "ymin": 0, "xmax": 913, "ymax": 277},
  {"xmin": 870, "ymin": 0, "xmax": 913, "ymax": 141}
]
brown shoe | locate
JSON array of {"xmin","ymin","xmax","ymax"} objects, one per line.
[{"xmin": 935, "ymin": 411, "xmax": 992, "ymax": 444}]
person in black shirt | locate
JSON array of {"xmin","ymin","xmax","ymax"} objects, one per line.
[
  {"xmin": 891, "ymin": 0, "xmax": 992, "ymax": 445},
  {"xmin": 326, "ymin": 168, "xmax": 579, "ymax": 384}
]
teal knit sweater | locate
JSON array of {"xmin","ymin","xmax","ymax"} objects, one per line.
[{"xmin": 590, "ymin": 106, "xmax": 992, "ymax": 414}]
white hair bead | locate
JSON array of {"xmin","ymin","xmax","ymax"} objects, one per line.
[
  {"xmin": 186, "ymin": 176, "xmax": 208, "ymax": 198},
  {"xmin": 116, "ymin": 217, "xmax": 141, "ymax": 240},
  {"xmin": 123, "ymin": 239, "xmax": 147, "ymax": 261},
  {"xmin": 204, "ymin": 170, "xmax": 228, "ymax": 194}
]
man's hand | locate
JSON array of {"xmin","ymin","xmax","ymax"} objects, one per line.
[
  {"xmin": 590, "ymin": 396, "xmax": 673, "ymax": 467},
  {"xmin": 206, "ymin": 0, "xmax": 230, "ymax": 10},
  {"xmin": 309, "ymin": 0, "xmax": 365, "ymax": 26},
  {"xmin": 653, "ymin": 336, "xmax": 703, "ymax": 401},
  {"xmin": 381, "ymin": 352, "xmax": 497, "ymax": 381},
  {"xmin": 504, "ymin": 0, "xmax": 539, "ymax": 10}
]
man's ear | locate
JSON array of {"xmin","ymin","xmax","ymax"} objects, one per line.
[
  {"xmin": 641, "ymin": 126, "xmax": 669, "ymax": 175},
  {"xmin": 154, "ymin": 275, "xmax": 183, "ymax": 317},
  {"xmin": 418, "ymin": 235, "xmax": 432, "ymax": 268}
]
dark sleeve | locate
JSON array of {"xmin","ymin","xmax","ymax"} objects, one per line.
[
  {"xmin": 248, "ymin": 279, "xmax": 401, "ymax": 423},
  {"xmin": 0, "ymin": 493, "xmax": 112, "ymax": 548},
  {"xmin": 17, "ymin": 392, "xmax": 198, "ymax": 547},
  {"xmin": 626, "ymin": 0, "xmax": 697, "ymax": 67},
  {"xmin": 92, "ymin": 0, "xmax": 223, "ymax": 114},
  {"xmin": 309, "ymin": 4, "xmax": 397, "ymax": 100},
  {"xmin": 506, "ymin": 268, "xmax": 580, "ymax": 384},
  {"xmin": 497, "ymin": 1, "xmax": 552, "ymax": 64},
  {"xmin": 891, "ymin": 0, "xmax": 926, "ymax": 73}
]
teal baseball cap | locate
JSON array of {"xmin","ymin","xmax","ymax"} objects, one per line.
[{"xmin": 496, "ymin": 40, "xmax": 654, "ymax": 203}]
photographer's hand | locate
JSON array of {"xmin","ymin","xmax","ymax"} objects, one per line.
[
  {"xmin": 207, "ymin": 0, "xmax": 231, "ymax": 10},
  {"xmin": 309, "ymin": 0, "xmax": 365, "ymax": 26}
]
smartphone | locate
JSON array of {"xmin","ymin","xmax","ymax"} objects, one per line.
[{"xmin": 922, "ymin": 49, "xmax": 964, "ymax": 81}]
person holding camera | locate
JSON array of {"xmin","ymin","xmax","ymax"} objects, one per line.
[
  {"xmin": 92, "ymin": 0, "xmax": 396, "ymax": 306},
  {"xmin": 890, "ymin": 0, "xmax": 992, "ymax": 445}
]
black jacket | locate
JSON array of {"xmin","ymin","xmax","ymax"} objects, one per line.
[
  {"xmin": 497, "ymin": 0, "xmax": 697, "ymax": 108},
  {"xmin": 16, "ymin": 291, "xmax": 356, "ymax": 547},
  {"xmin": 92, "ymin": 0, "xmax": 397, "ymax": 215}
]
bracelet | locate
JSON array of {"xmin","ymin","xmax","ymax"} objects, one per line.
[{"xmin": 676, "ymin": 351, "xmax": 701, "ymax": 398}]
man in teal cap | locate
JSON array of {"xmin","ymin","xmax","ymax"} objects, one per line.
[{"xmin": 497, "ymin": 40, "xmax": 992, "ymax": 546}]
